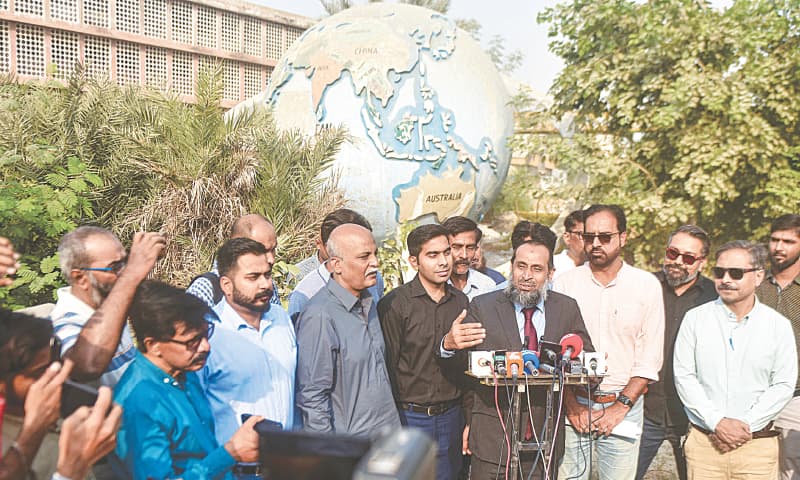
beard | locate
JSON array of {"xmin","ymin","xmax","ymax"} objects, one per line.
[
  {"xmin": 662, "ymin": 264, "xmax": 699, "ymax": 288},
  {"xmin": 504, "ymin": 281, "xmax": 548, "ymax": 308},
  {"xmin": 88, "ymin": 272, "xmax": 114, "ymax": 307},
  {"xmin": 771, "ymin": 251, "xmax": 800, "ymax": 273},
  {"xmin": 232, "ymin": 285, "xmax": 272, "ymax": 313}
]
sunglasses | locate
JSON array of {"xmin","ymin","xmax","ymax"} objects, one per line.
[
  {"xmin": 665, "ymin": 247, "xmax": 704, "ymax": 266},
  {"xmin": 711, "ymin": 267, "xmax": 760, "ymax": 280},
  {"xmin": 163, "ymin": 322, "xmax": 215, "ymax": 351},
  {"xmin": 79, "ymin": 258, "xmax": 127, "ymax": 275},
  {"xmin": 581, "ymin": 232, "xmax": 620, "ymax": 244}
]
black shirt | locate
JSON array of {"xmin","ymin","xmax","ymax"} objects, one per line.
[
  {"xmin": 643, "ymin": 271, "xmax": 717, "ymax": 431},
  {"xmin": 377, "ymin": 274, "xmax": 469, "ymax": 405}
]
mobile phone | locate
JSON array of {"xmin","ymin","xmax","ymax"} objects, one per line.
[{"xmin": 61, "ymin": 379, "xmax": 99, "ymax": 418}]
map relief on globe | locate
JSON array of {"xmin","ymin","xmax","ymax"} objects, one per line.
[{"xmin": 235, "ymin": 3, "xmax": 513, "ymax": 240}]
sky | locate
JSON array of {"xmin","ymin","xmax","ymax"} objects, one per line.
[{"xmin": 253, "ymin": 0, "xmax": 564, "ymax": 96}]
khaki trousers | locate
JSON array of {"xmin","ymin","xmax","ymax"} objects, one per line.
[{"xmin": 684, "ymin": 425, "xmax": 778, "ymax": 479}]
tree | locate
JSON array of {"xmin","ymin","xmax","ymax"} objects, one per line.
[
  {"xmin": 537, "ymin": 0, "xmax": 800, "ymax": 267},
  {"xmin": 0, "ymin": 67, "xmax": 347, "ymax": 304}
]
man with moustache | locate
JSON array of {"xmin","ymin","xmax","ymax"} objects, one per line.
[
  {"xmin": 115, "ymin": 280, "xmax": 263, "ymax": 480},
  {"xmin": 553, "ymin": 204, "xmax": 664, "ymax": 480},
  {"xmin": 756, "ymin": 214, "xmax": 800, "ymax": 479},
  {"xmin": 378, "ymin": 224, "xmax": 469, "ymax": 480},
  {"xmin": 442, "ymin": 239, "xmax": 593, "ymax": 478},
  {"xmin": 674, "ymin": 240, "xmax": 796, "ymax": 479},
  {"xmin": 636, "ymin": 225, "xmax": 717, "ymax": 480},
  {"xmin": 201, "ymin": 238, "xmax": 296, "ymax": 479},
  {"xmin": 441, "ymin": 216, "xmax": 496, "ymax": 301},
  {"xmin": 295, "ymin": 224, "xmax": 400, "ymax": 435},
  {"xmin": 51, "ymin": 226, "xmax": 165, "ymax": 386}
]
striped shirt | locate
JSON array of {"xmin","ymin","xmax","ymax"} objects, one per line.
[
  {"xmin": 757, "ymin": 272, "xmax": 800, "ymax": 389},
  {"xmin": 49, "ymin": 287, "xmax": 136, "ymax": 388}
]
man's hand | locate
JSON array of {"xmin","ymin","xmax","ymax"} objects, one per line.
[
  {"xmin": 462, "ymin": 425, "xmax": 471, "ymax": 455},
  {"xmin": 708, "ymin": 433, "xmax": 736, "ymax": 453},
  {"xmin": 0, "ymin": 236, "xmax": 21, "ymax": 287},
  {"xmin": 22, "ymin": 360, "xmax": 73, "ymax": 433},
  {"xmin": 225, "ymin": 415, "xmax": 263, "ymax": 463},
  {"xmin": 713, "ymin": 418, "xmax": 751, "ymax": 449},
  {"xmin": 564, "ymin": 391, "xmax": 592, "ymax": 434},
  {"xmin": 442, "ymin": 310, "xmax": 485, "ymax": 351},
  {"xmin": 119, "ymin": 232, "xmax": 166, "ymax": 281},
  {"xmin": 590, "ymin": 403, "xmax": 629, "ymax": 438},
  {"xmin": 56, "ymin": 385, "xmax": 123, "ymax": 480}
]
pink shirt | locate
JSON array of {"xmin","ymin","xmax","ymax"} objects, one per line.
[{"xmin": 553, "ymin": 262, "xmax": 664, "ymax": 391}]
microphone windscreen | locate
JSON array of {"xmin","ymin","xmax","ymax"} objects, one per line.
[
  {"xmin": 559, "ymin": 333, "xmax": 583, "ymax": 359},
  {"xmin": 522, "ymin": 349, "xmax": 540, "ymax": 369}
]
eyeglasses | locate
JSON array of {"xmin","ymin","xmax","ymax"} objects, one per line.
[
  {"xmin": 163, "ymin": 322, "xmax": 215, "ymax": 351},
  {"xmin": 49, "ymin": 335, "xmax": 62, "ymax": 364},
  {"xmin": 581, "ymin": 232, "xmax": 620, "ymax": 244},
  {"xmin": 568, "ymin": 230, "xmax": 583, "ymax": 236},
  {"xmin": 711, "ymin": 267, "xmax": 760, "ymax": 280},
  {"xmin": 665, "ymin": 247, "xmax": 704, "ymax": 266},
  {"xmin": 79, "ymin": 258, "xmax": 127, "ymax": 275}
]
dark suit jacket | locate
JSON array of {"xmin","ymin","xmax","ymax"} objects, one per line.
[{"xmin": 466, "ymin": 289, "xmax": 594, "ymax": 473}]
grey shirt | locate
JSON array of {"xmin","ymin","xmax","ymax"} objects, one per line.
[{"xmin": 296, "ymin": 277, "xmax": 401, "ymax": 436}]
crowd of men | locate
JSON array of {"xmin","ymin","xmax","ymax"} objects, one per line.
[{"xmin": 0, "ymin": 205, "xmax": 797, "ymax": 480}]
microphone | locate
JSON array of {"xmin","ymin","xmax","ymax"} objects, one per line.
[
  {"xmin": 506, "ymin": 352, "xmax": 523, "ymax": 379},
  {"xmin": 560, "ymin": 333, "xmax": 584, "ymax": 363},
  {"xmin": 493, "ymin": 350, "xmax": 507, "ymax": 376},
  {"xmin": 521, "ymin": 350, "xmax": 540, "ymax": 376}
]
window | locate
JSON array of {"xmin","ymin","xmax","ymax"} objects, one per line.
[
  {"xmin": 15, "ymin": 24, "xmax": 45, "ymax": 76},
  {"xmin": 171, "ymin": 49, "xmax": 193, "ymax": 96},
  {"xmin": 84, "ymin": 35, "xmax": 110, "ymax": 77},
  {"xmin": 51, "ymin": 30, "xmax": 79, "ymax": 79},
  {"xmin": 116, "ymin": 41, "xmax": 140, "ymax": 85}
]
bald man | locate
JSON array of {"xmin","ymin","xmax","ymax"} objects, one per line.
[
  {"xmin": 187, "ymin": 214, "xmax": 281, "ymax": 307},
  {"xmin": 295, "ymin": 224, "xmax": 400, "ymax": 436}
]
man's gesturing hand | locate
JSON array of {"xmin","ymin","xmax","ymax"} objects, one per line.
[
  {"xmin": 121, "ymin": 232, "xmax": 166, "ymax": 281},
  {"xmin": 443, "ymin": 309, "xmax": 485, "ymax": 350}
]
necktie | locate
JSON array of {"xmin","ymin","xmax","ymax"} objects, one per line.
[
  {"xmin": 522, "ymin": 306, "xmax": 538, "ymax": 441},
  {"xmin": 523, "ymin": 307, "xmax": 538, "ymax": 351}
]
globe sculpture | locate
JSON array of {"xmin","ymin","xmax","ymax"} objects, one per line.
[{"xmin": 232, "ymin": 3, "xmax": 513, "ymax": 240}]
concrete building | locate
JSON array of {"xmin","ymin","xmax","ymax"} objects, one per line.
[{"xmin": 0, "ymin": 0, "xmax": 312, "ymax": 107}]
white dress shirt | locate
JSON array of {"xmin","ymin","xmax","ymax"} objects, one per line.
[{"xmin": 673, "ymin": 298, "xmax": 797, "ymax": 432}]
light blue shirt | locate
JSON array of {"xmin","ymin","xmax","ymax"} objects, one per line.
[
  {"xmin": 288, "ymin": 261, "xmax": 385, "ymax": 322},
  {"xmin": 114, "ymin": 352, "xmax": 235, "ymax": 480},
  {"xmin": 201, "ymin": 300, "xmax": 297, "ymax": 445},
  {"xmin": 674, "ymin": 298, "xmax": 797, "ymax": 432},
  {"xmin": 447, "ymin": 268, "xmax": 497, "ymax": 301},
  {"xmin": 512, "ymin": 297, "xmax": 546, "ymax": 345}
]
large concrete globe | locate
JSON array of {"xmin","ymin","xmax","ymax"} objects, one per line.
[{"xmin": 232, "ymin": 2, "xmax": 513, "ymax": 240}]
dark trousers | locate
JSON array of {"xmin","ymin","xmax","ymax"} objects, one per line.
[
  {"xmin": 635, "ymin": 417, "xmax": 687, "ymax": 480},
  {"xmin": 399, "ymin": 404, "xmax": 463, "ymax": 480},
  {"xmin": 469, "ymin": 453, "xmax": 550, "ymax": 480}
]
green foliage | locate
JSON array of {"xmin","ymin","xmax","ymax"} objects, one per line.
[
  {"xmin": 378, "ymin": 221, "xmax": 419, "ymax": 292},
  {"xmin": 1, "ymin": 66, "xmax": 346, "ymax": 304},
  {"xmin": 537, "ymin": 0, "xmax": 800, "ymax": 268},
  {"xmin": 0, "ymin": 144, "xmax": 99, "ymax": 308}
]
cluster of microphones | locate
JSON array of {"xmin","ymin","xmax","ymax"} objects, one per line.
[{"xmin": 468, "ymin": 334, "xmax": 606, "ymax": 379}]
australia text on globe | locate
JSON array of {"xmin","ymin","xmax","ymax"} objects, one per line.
[
  {"xmin": 265, "ymin": 6, "xmax": 507, "ymax": 226},
  {"xmin": 396, "ymin": 167, "xmax": 475, "ymax": 222}
]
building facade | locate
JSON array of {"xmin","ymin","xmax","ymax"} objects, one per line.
[{"xmin": 0, "ymin": 0, "xmax": 311, "ymax": 107}]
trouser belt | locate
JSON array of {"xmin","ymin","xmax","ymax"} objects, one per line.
[
  {"xmin": 233, "ymin": 464, "xmax": 262, "ymax": 474},
  {"xmin": 575, "ymin": 390, "xmax": 618, "ymax": 403},
  {"xmin": 398, "ymin": 400, "xmax": 458, "ymax": 416},
  {"xmin": 691, "ymin": 421, "xmax": 779, "ymax": 439}
]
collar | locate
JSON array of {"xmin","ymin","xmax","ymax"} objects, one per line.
[
  {"xmin": 715, "ymin": 296, "xmax": 762, "ymax": 324},
  {"xmin": 513, "ymin": 295, "xmax": 545, "ymax": 314},
  {"xmin": 325, "ymin": 276, "xmax": 372, "ymax": 311},
  {"xmin": 654, "ymin": 270, "xmax": 714, "ymax": 293},
  {"xmin": 765, "ymin": 270, "xmax": 800, "ymax": 287},
  {"xmin": 52, "ymin": 286, "xmax": 96, "ymax": 318},
  {"xmin": 214, "ymin": 298, "xmax": 273, "ymax": 332},
  {"xmin": 589, "ymin": 261, "xmax": 628, "ymax": 287},
  {"xmin": 408, "ymin": 274, "xmax": 453, "ymax": 301},
  {"xmin": 135, "ymin": 351, "xmax": 186, "ymax": 388}
]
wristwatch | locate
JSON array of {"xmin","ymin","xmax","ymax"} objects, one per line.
[
  {"xmin": 52, "ymin": 473, "xmax": 73, "ymax": 480},
  {"xmin": 616, "ymin": 393, "xmax": 634, "ymax": 408}
]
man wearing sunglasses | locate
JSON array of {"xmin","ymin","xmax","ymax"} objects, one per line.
[
  {"xmin": 636, "ymin": 225, "xmax": 717, "ymax": 480},
  {"xmin": 114, "ymin": 280, "xmax": 262, "ymax": 479},
  {"xmin": 674, "ymin": 240, "xmax": 796, "ymax": 479},
  {"xmin": 553, "ymin": 209, "xmax": 586, "ymax": 280},
  {"xmin": 755, "ymin": 214, "xmax": 800, "ymax": 480},
  {"xmin": 553, "ymin": 204, "xmax": 664, "ymax": 480}
]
